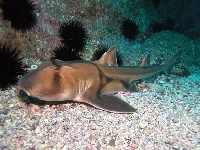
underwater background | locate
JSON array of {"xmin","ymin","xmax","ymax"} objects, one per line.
[{"xmin": 0, "ymin": 0, "xmax": 200, "ymax": 149}]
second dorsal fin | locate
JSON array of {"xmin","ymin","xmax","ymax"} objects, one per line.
[{"xmin": 139, "ymin": 54, "xmax": 150, "ymax": 67}]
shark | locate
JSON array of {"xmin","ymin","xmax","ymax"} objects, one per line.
[{"xmin": 18, "ymin": 46, "xmax": 181, "ymax": 113}]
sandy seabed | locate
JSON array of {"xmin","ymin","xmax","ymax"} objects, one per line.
[{"xmin": 0, "ymin": 72, "xmax": 199, "ymax": 150}]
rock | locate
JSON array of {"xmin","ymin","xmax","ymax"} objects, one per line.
[
  {"xmin": 35, "ymin": 126, "xmax": 41, "ymax": 134},
  {"xmin": 172, "ymin": 118, "xmax": 178, "ymax": 123},
  {"xmin": 139, "ymin": 122, "xmax": 148, "ymax": 129},
  {"xmin": 37, "ymin": 144, "xmax": 48, "ymax": 149},
  {"xmin": 0, "ymin": 109, "xmax": 9, "ymax": 115}
]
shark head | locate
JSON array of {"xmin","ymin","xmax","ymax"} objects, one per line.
[
  {"xmin": 18, "ymin": 60, "xmax": 76, "ymax": 101},
  {"xmin": 19, "ymin": 64, "xmax": 57, "ymax": 100}
]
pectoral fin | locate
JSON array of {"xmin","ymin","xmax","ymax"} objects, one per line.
[{"xmin": 85, "ymin": 95, "xmax": 137, "ymax": 113}]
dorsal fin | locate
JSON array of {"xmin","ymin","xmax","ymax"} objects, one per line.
[
  {"xmin": 164, "ymin": 50, "xmax": 182, "ymax": 74},
  {"xmin": 97, "ymin": 45, "xmax": 118, "ymax": 66},
  {"xmin": 139, "ymin": 54, "xmax": 150, "ymax": 67}
]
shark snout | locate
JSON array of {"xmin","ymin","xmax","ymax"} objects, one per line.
[
  {"xmin": 18, "ymin": 75, "xmax": 36, "ymax": 96},
  {"xmin": 18, "ymin": 81, "xmax": 31, "ymax": 96}
]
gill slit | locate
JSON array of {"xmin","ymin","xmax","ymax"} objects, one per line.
[{"xmin": 76, "ymin": 79, "xmax": 89, "ymax": 97}]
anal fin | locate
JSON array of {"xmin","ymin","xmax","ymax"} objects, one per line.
[{"xmin": 128, "ymin": 82, "xmax": 138, "ymax": 92}]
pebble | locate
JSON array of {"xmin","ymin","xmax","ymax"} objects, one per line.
[
  {"xmin": 9, "ymin": 104, "xmax": 14, "ymax": 108},
  {"xmin": 179, "ymin": 147, "xmax": 188, "ymax": 150},
  {"xmin": 37, "ymin": 144, "xmax": 48, "ymax": 149},
  {"xmin": 0, "ymin": 145, "xmax": 7, "ymax": 150},
  {"xmin": 35, "ymin": 126, "xmax": 41, "ymax": 134},
  {"xmin": 139, "ymin": 122, "xmax": 148, "ymax": 129},
  {"xmin": 158, "ymin": 80, "xmax": 165, "ymax": 84},
  {"xmin": 85, "ymin": 114, "xmax": 93, "ymax": 119},
  {"xmin": 173, "ymin": 144, "xmax": 179, "ymax": 149},
  {"xmin": 172, "ymin": 118, "xmax": 178, "ymax": 123},
  {"xmin": 56, "ymin": 142, "xmax": 62, "ymax": 148},
  {"xmin": 0, "ymin": 109, "xmax": 9, "ymax": 115}
]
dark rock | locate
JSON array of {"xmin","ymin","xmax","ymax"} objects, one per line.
[{"xmin": 0, "ymin": 109, "xmax": 9, "ymax": 115}]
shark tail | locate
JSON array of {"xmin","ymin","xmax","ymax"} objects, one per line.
[{"xmin": 164, "ymin": 50, "xmax": 182, "ymax": 74}]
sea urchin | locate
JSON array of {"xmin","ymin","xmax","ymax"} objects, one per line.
[
  {"xmin": 0, "ymin": 45, "xmax": 26, "ymax": 90},
  {"xmin": 58, "ymin": 20, "xmax": 88, "ymax": 51},
  {"xmin": 0, "ymin": 0, "xmax": 37, "ymax": 31},
  {"xmin": 121, "ymin": 19, "xmax": 139, "ymax": 41},
  {"xmin": 52, "ymin": 46, "xmax": 82, "ymax": 61}
]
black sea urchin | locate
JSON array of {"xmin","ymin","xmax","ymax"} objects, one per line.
[
  {"xmin": 52, "ymin": 46, "xmax": 82, "ymax": 61},
  {"xmin": 58, "ymin": 20, "xmax": 88, "ymax": 51},
  {"xmin": 121, "ymin": 19, "xmax": 139, "ymax": 41},
  {"xmin": 0, "ymin": 0, "xmax": 37, "ymax": 31},
  {"xmin": 0, "ymin": 45, "xmax": 26, "ymax": 90}
]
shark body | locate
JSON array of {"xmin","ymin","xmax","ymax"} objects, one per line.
[{"xmin": 19, "ymin": 46, "xmax": 181, "ymax": 113}]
